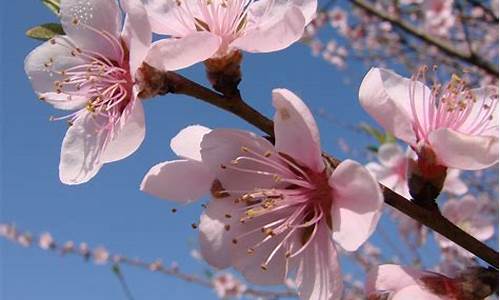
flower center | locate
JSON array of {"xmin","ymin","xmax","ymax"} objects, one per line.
[
  {"xmin": 212, "ymin": 145, "xmax": 332, "ymax": 270},
  {"xmin": 409, "ymin": 67, "xmax": 498, "ymax": 143},
  {"xmin": 42, "ymin": 26, "xmax": 132, "ymax": 133},
  {"xmin": 172, "ymin": 0, "xmax": 265, "ymax": 52}
]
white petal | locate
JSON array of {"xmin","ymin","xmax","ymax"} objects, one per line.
[
  {"xmin": 145, "ymin": 33, "xmax": 221, "ymax": 71},
  {"xmin": 231, "ymin": 6, "xmax": 305, "ymax": 53},
  {"xmin": 140, "ymin": 159, "xmax": 213, "ymax": 203},
  {"xmin": 60, "ymin": 0, "xmax": 122, "ymax": 61},
  {"xmin": 59, "ymin": 111, "xmax": 107, "ymax": 185},
  {"xmin": 171, "ymin": 125, "xmax": 211, "ymax": 161},
  {"xmin": 121, "ymin": 0, "xmax": 152, "ymax": 75},
  {"xmin": 24, "ymin": 37, "xmax": 88, "ymax": 110},
  {"xmin": 101, "ymin": 97, "xmax": 145, "ymax": 163}
]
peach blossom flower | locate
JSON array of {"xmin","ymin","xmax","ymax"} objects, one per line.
[
  {"xmin": 25, "ymin": 0, "xmax": 151, "ymax": 184},
  {"xmin": 39, "ymin": 232, "xmax": 55, "ymax": 250},
  {"xmin": 141, "ymin": 89, "xmax": 384, "ymax": 299},
  {"xmin": 436, "ymin": 195, "xmax": 495, "ymax": 258},
  {"xmin": 143, "ymin": 0, "xmax": 317, "ymax": 70},
  {"xmin": 359, "ymin": 67, "xmax": 498, "ymax": 171},
  {"xmin": 93, "ymin": 246, "xmax": 110, "ymax": 264}
]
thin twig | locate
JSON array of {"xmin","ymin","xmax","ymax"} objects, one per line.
[{"xmin": 0, "ymin": 225, "xmax": 298, "ymax": 299}]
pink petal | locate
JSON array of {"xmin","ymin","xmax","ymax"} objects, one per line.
[
  {"xmin": 377, "ymin": 143, "xmax": 404, "ymax": 167},
  {"xmin": 231, "ymin": 212, "xmax": 296, "ymax": 285},
  {"xmin": 392, "ymin": 285, "xmax": 443, "ymax": 300},
  {"xmin": 365, "ymin": 264, "xmax": 425, "ymax": 295},
  {"xmin": 199, "ymin": 198, "xmax": 294, "ymax": 285},
  {"xmin": 272, "ymin": 89, "xmax": 324, "ymax": 172},
  {"xmin": 428, "ymin": 128, "xmax": 498, "ymax": 170},
  {"xmin": 330, "ymin": 160, "xmax": 383, "ymax": 251},
  {"xmin": 120, "ymin": 0, "xmax": 152, "ymax": 75},
  {"xmin": 143, "ymin": 0, "xmax": 196, "ymax": 36},
  {"xmin": 145, "ymin": 33, "xmax": 221, "ymax": 71},
  {"xmin": 199, "ymin": 198, "xmax": 241, "ymax": 269},
  {"xmin": 247, "ymin": 0, "xmax": 318, "ymax": 27},
  {"xmin": 231, "ymin": 6, "xmax": 305, "ymax": 53},
  {"xmin": 296, "ymin": 222, "xmax": 343, "ymax": 300},
  {"xmin": 60, "ymin": 0, "xmax": 122, "ymax": 61},
  {"xmin": 200, "ymin": 129, "xmax": 280, "ymax": 192},
  {"xmin": 140, "ymin": 159, "xmax": 213, "ymax": 203},
  {"xmin": 59, "ymin": 112, "xmax": 107, "ymax": 185},
  {"xmin": 101, "ymin": 97, "xmax": 145, "ymax": 163},
  {"xmin": 171, "ymin": 125, "xmax": 211, "ymax": 161},
  {"xmin": 24, "ymin": 37, "xmax": 88, "ymax": 110},
  {"xmin": 359, "ymin": 68, "xmax": 425, "ymax": 146},
  {"xmin": 442, "ymin": 169, "xmax": 468, "ymax": 195}
]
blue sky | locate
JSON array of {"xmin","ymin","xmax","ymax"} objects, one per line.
[{"xmin": 0, "ymin": 1, "xmax": 483, "ymax": 299}]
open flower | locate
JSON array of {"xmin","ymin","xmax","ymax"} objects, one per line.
[
  {"xmin": 24, "ymin": 0, "xmax": 151, "ymax": 184},
  {"xmin": 359, "ymin": 67, "xmax": 498, "ymax": 171},
  {"xmin": 436, "ymin": 195, "xmax": 495, "ymax": 258},
  {"xmin": 366, "ymin": 264, "xmax": 462, "ymax": 300},
  {"xmin": 366, "ymin": 143, "xmax": 468, "ymax": 199},
  {"xmin": 141, "ymin": 89, "xmax": 384, "ymax": 299},
  {"xmin": 142, "ymin": 0, "xmax": 317, "ymax": 70}
]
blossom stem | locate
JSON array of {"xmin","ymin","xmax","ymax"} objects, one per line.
[{"xmin": 144, "ymin": 66, "xmax": 499, "ymax": 269}]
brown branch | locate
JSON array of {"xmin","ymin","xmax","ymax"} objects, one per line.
[
  {"xmin": 347, "ymin": 0, "xmax": 499, "ymax": 77},
  {"xmin": 0, "ymin": 225, "xmax": 297, "ymax": 299},
  {"xmin": 142, "ymin": 68, "xmax": 499, "ymax": 269}
]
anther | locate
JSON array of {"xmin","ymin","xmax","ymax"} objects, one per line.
[
  {"xmin": 241, "ymin": 146, "xmax": 249, "ymax": 152},
  {"xmin": 224, "ymin": 214, "xmax": 232, "ymax": 219},
  {"xmin": 171, "ymin": 208, "xmax": 177, "ymax": 213},
  {"xmin": 191, "ymin": 223, "xmax": 198, "ymax": 229},
  {"xmin": 224, "ymin": 224, "xmax": 231, "ymax": 231},
  {"xmin": 232, "ymin": 238, "xmax": 238, "ymax": 244},
  {"xmin": 260, "ymin": 264, "xmax": 268, "ymax": 271},
  {"xmin": 247, "ymin": 248, "xmax": 255, "ymax": 255}
]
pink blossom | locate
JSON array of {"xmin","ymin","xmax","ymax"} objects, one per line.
[
  {"xmin": 93, "ymin": 246, "xmax": 110, "ymax": 264},
  {"xmin": 143, "ymin": 0, "xmax": 317, "ymax": 70},
  {"xmin": 24, "ymin": 0, "xmax": 152, "ymax": 184},
  {"xmin": 365, "ymin": 264, "xmax": 460, "ymax": 300},
  {"xmin": 366, "ymin": 143, "xmax": 468, "ymax": 199},
  {"xmin": 38, "ymin": 232, "xmax": 55, "ymax": 250},
  {"xmin": 423, "ymin": 0, "xmax": 455, "ymax": 36},
  {"xmin": 212, "ymin": 273, "xmax": 247, "ymax": 299},
  {"xmin": 141, "ymin": 89, "xmax": 384, "ymax": 299},
  {"xmin": 359, "ymin": 67, "xmax": 498, "ymax": 171},
  {"xmin": 436, "ymin": 195, "xmax": 495, "ymax": 258}
]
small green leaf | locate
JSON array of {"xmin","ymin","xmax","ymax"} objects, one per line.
[
  {"xmin": 359, "ymin": 123, "xmax": 385, "ymax": 144},
  {"xmin": 42, "ymin": 0, "xmax": 61, "ymax": 15},
  {"xmin": 366, "ymin": 145, "xmax": 379, "ymax": 153},
  {"xmin": 26, "ymin": 23, "xmax": 64, "ymax": 41},
  {"xmin": 112, "ymin": 263, "xmax": 122, "ymax": 275}
]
